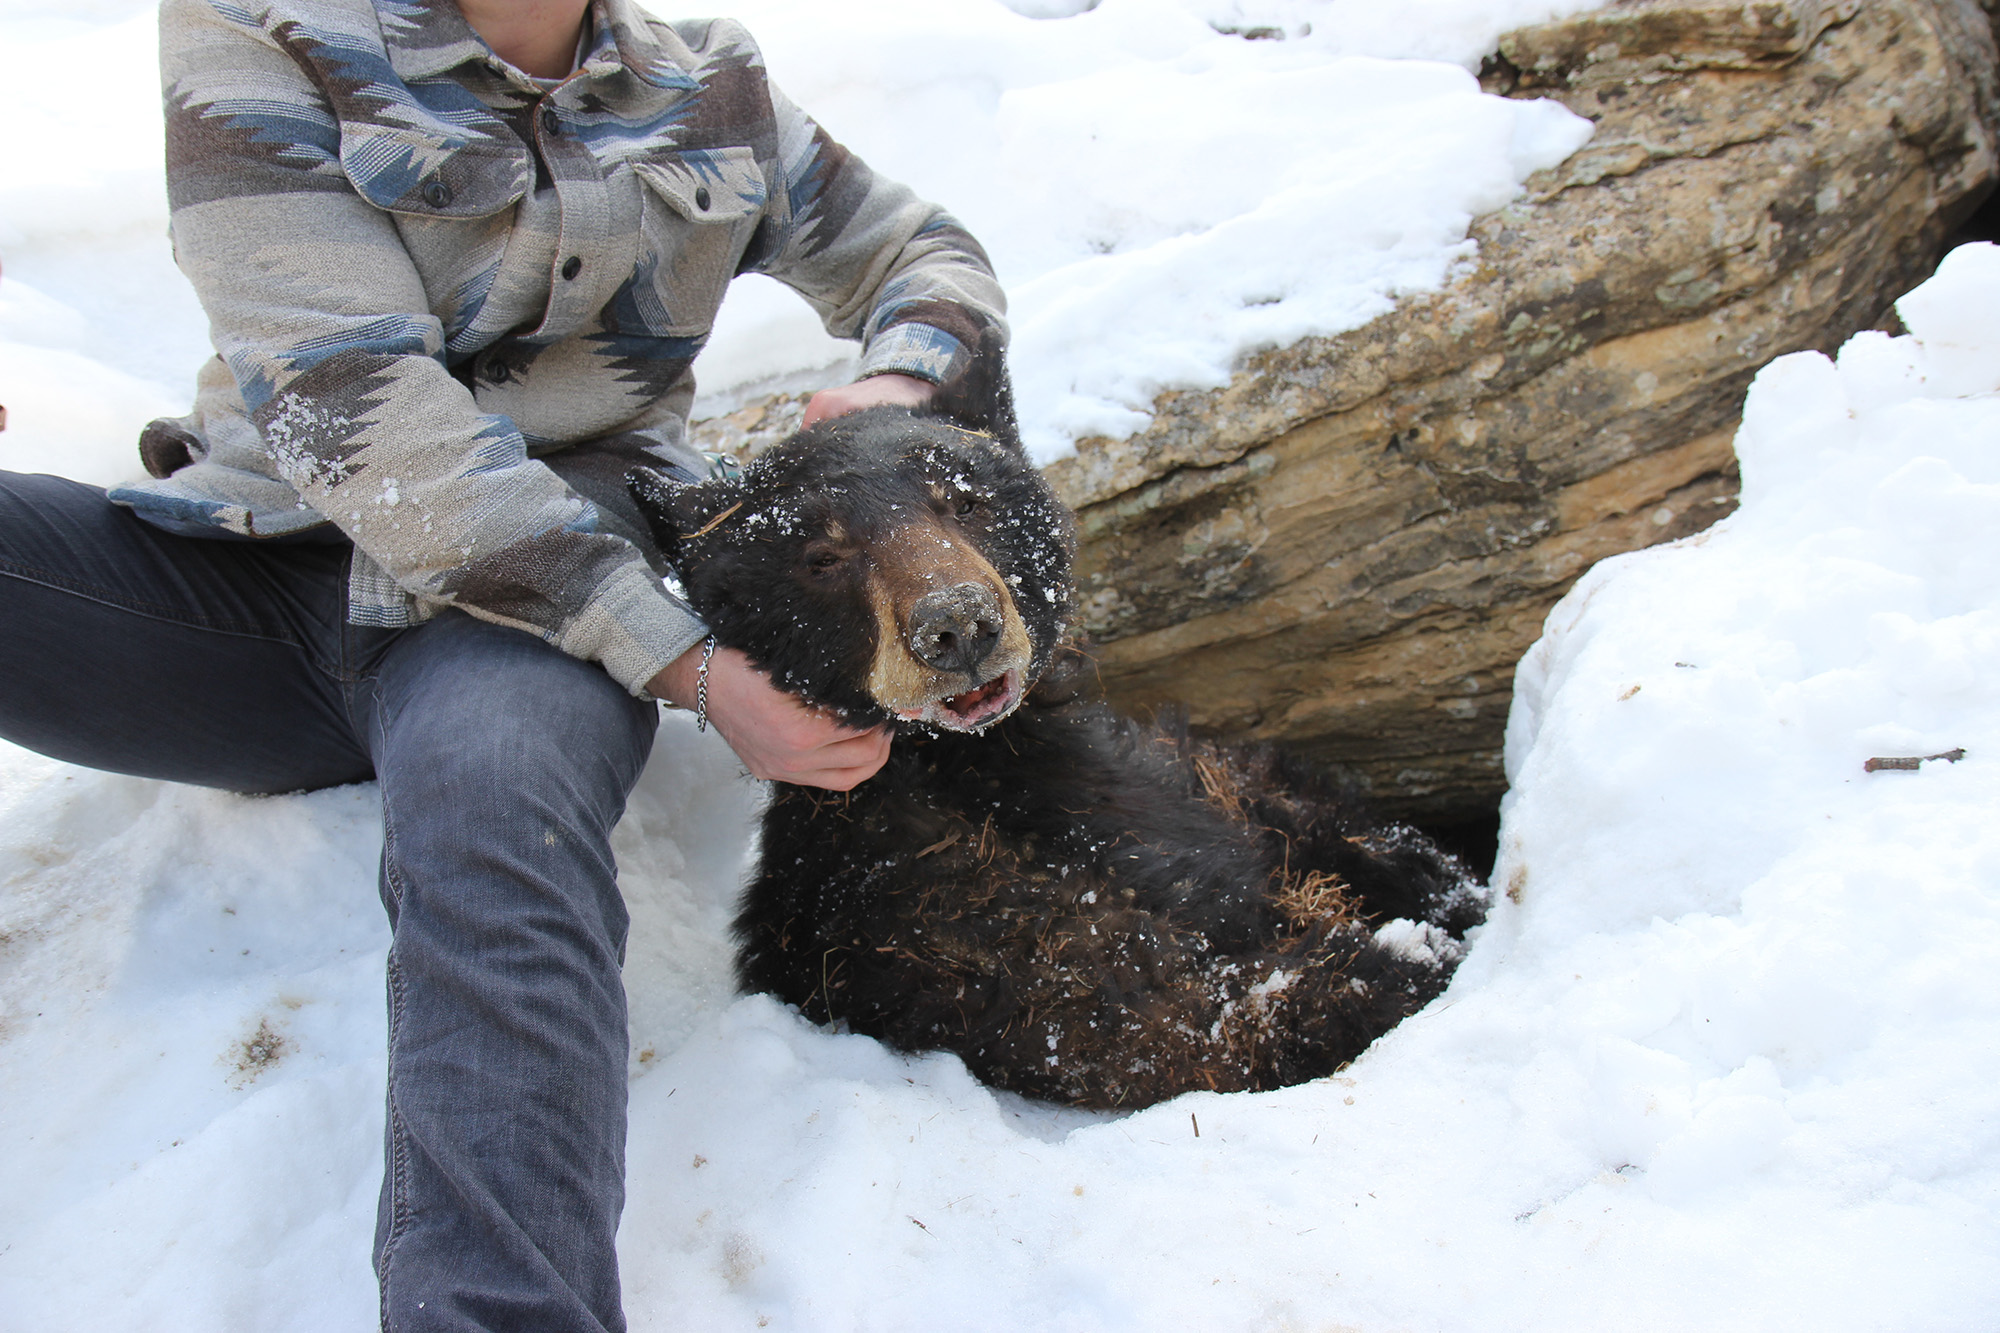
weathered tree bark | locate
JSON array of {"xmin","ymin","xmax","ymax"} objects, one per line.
[{"xmin": 697, "ymin": 0, "xmax": 2000, "ymax": 821}]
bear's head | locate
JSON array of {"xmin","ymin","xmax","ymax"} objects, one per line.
[{"xmin": 630, "ymin": 406, "xmax": 1076, "ymax": 732}]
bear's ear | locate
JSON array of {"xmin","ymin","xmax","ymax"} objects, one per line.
[
  {"xmin": 627, "ymin": 466, "xmax": 736, "ymax": 571},
  {"xmin": 924, "ymin": 323, "xmax": 1022, "ymax": 453}
]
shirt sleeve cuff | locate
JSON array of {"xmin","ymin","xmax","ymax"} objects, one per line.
[
  {"xmin": 557, "ymin": 561, "xmax": 713, "ymax": 697},
  {"xmin": 857, "ymin": 322, "xmax": 968, "ymax": 386}
]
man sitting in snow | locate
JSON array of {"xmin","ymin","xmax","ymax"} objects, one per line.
[{"xmin": 0, "ymin": 0, "xmax": 1004, "ymax": 1327}]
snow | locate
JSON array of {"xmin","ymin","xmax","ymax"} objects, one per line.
[{"xmin": 5, "ymin": 0, "xmax": 1999, "ymax": 1328}]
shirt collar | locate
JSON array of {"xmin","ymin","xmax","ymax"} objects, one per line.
[
  {"xmin": 377, "ymin": 0, "xmax": 492, "ymax": 83},
  {"xmin": 591, "ymin": 0, "xmax": 702, "ymax": 88},
  {"xmin": 380, "ymin": 0, "xmax": 699, "ymax": 90}
]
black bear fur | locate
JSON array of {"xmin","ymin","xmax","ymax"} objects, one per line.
[{"xmin": 630, "ymin": 344, "xmax": 1485, "ymax": 1108}]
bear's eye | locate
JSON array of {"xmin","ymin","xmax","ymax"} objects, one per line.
[
  {"xmin": 952, "ymin": 491, "xmax": 982, "ymax": 518},
  {"xmin": 804, "ymin": 545, "xmax": 847, "ymax": 574}
]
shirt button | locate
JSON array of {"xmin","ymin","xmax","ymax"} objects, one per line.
[
  {"xmin": 561, "ymin": 256, "xmax": 583, "ymax": 281},
  {"xmin": 422, "ymin": 178, "xmax": 452, "ymax": 208},
  {"xmin": 541, "ymin": 106, "xmax": 560, "ymax": 137},
  {"xmin": 694, "ymin": 186, "xmax": 711, "ymax": 211}
]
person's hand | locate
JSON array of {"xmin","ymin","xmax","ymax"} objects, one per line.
[
  {"xmin": 646, "ymin": 372, "xmax": 922, "ymax": 790},
  {"xmin": 648, "ymin": 644, "xmax": 891, "ymax": 791},
  {"xmin": 799, "ymin": 372, "xmax": 935, "ymax": 429}
]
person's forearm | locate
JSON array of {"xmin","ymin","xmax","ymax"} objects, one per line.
[{"xmin": 647, "ymin": 642, "xmax": 703, "ymax": 711}]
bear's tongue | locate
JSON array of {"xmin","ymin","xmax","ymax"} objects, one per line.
[{"xmin": 942, "ymin": 670, "xmax": 1016, "ymax": 725}]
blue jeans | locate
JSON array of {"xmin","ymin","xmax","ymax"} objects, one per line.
[{"xmin": 0, "ymin": 471, "xmax": 658, "ymax": 1332}]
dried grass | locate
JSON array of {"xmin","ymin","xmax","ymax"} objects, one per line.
[
  {"xmin": 1191, "ymin": 751, "xmax": 1250, "ymax": 826},
  {"xmin": 1272, "ymin": 867, "xmax": 1356, "ymax": 933}
]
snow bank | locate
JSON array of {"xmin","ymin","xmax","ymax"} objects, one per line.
[
  {"xmin": 6, "ymin": 0, "xmax": 1998, "ymax": 1327},
  {"xmin": 1487, "ymin": 241, "xmax": 2000, "ymax": 1323}
]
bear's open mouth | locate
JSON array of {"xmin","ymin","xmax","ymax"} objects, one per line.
[
  {"xmin": 896, "ymin": 667, "xmax": 1023, "ymax": 731},
  {"xmin": 943, "ymin": 668, "xmax": 1020, "ymax": 726}
]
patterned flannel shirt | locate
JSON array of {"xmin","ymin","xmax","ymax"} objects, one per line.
[{"xmin": 113, "ymin": 0, "xmax": 1006, "ymax": 694}]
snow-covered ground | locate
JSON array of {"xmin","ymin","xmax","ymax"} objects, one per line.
[{"xmin": 5, "ymin": 0, "xmax": 2000, "ymax": 1329}]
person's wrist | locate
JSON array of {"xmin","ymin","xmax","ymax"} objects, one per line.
[
  {"xmin": 800, "ymin": 374, "xmax": 938, "ymax": 429},
  {"xmin": 647, "ymin": 639, "xmax": 708, "ymax": 712},
  {"xmin": 858, "ymin": 370, "xmax": 936, "ymax": 390},
  {"xmin": 689, "ymin": 636, "xmax": 716, "ymax": 730}
]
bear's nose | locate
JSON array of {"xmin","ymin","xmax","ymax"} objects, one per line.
[{"xmin": 908, "ymin": 582, "xmax": 1002, "ymax": 676}]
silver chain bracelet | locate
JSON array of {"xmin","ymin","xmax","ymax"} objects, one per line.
[{"xmin": 694, "ymin": 635, "xmax": 716, "ymax": 732}]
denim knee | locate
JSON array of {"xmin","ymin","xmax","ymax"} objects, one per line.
[{"xmin": 366, "ymin": 612, "xmax": 659, "ymax": 935}]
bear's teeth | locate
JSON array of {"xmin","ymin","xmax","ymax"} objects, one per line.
[{"xmin": 935, "ymin": 668, "xmax": 1021, "ymax": 729}]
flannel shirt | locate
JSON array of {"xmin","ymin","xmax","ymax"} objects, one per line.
[{"xmin": 113, "ymin": 0, "xmax": 1006, "ymax": 694}]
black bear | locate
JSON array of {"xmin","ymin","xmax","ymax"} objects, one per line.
[{"xmin": 630, "ymin": 362, "xmax": 1484, "ymax": 1109}]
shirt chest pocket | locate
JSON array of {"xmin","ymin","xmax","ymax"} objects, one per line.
[
  {"xmin": 611, "ymin": 146, "xmax": 769, "ymax": 339},
  {"xmin": 338, "ymin": 127, "xmax": 530, "ymax": 219}
]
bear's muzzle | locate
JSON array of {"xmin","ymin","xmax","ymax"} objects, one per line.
[{"xmin": 908, "ymin": 582, "xmax": 1003, "ymax": 677}]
